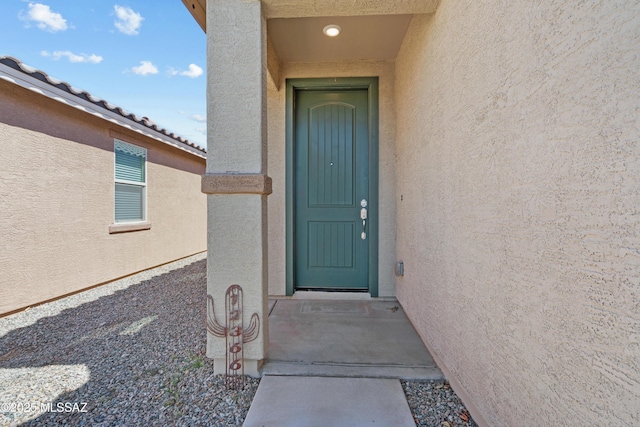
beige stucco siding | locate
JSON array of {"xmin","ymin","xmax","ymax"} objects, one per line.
[
  {"xmin": 262, "ymin": 0, "xmax": 439, "ymax": 18},
  {"xmin": 395, "ymin": 3, "xmax": 640, "ymax": 426},
  {"xmin": 267, "ymin": 60, "xmax": 397, "ymax": 297},
  {"xmin": 0, "ymin": 80, "xmax": 206, "ymax": 315}
]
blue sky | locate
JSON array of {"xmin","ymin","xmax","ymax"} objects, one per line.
[{"xmin": 0, "ymin": 1, "xmax": 207, "ymax": 148}]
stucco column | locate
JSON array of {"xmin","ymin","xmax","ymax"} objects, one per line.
[{"xmin": 202, "ymin": 0, "xmax": 269, "ymax": 377}]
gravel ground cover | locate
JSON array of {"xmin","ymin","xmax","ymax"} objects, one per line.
[
  {"xmin": 1, "ymin": 254, "xmax": 476, "ymax": 426},
  {"xmin": 0, "ymin": 254, "xmax": 258, "ymax": 427},
  {"xmin": 402, "ymin": 380, "xmax": 478, "ymax": 427}
]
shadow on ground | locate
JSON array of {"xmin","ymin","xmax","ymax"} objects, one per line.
[{"xmin": 0, "ymin": 259, "xmax": 258, "ymax": 426}]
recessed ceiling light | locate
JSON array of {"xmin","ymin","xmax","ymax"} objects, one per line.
[{"xmin": 323, "ymin": 24, "xmax": 342, "ymax": 37}]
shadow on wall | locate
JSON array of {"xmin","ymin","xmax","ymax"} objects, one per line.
[
  {"xmin": 0, "ymin": 260, "xmax": 249, "ymax": 426},
  {"xmin": 0, "ymin": 79, "xmax": 205, "ymax": 177}
]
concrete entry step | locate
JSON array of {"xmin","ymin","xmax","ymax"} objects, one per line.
[
  {"xmin": 263, "ymin": 299, "xmax": 443, "ymax": 380},
  {"xmin": 261, "ymin": 361, "xmax": 443, "ymax": 379},
  {"xmin": 243, "ymin": 375, "xmax": 415, "ymax": 427}
]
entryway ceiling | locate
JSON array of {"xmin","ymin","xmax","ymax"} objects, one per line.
[
  {"xmin": 181, "ymin": 0, "xmax": 439, "ymax": 62},
  {"xmin": 268, "ymin": 15, "xmax": 413, "ymax": 62}
]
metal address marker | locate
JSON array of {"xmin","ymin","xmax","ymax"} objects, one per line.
[{"xmin": 206, "ymin": 285, "xmax": 260, "ymax": 389}]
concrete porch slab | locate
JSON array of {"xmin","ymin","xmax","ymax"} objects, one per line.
[
  {"xmin": 263, "ymin": 299, "xmax": 442, "ymax": 380},
  {"xmin": 243, "ymin": 375, "xmax": 415, "ymax": 427}
]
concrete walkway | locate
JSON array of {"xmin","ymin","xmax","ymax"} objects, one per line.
[{"xmin": 243, "ymin": 297, "xmax": 442, "ymax": 426}]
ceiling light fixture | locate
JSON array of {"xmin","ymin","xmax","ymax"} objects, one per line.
[{"xmin": 323, "ymin": 24, "xmax": 342, "ymax": 37}]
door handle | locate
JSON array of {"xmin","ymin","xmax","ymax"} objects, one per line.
[{"xmin": 360, "ymin": 199, "xmax": 367, "ymax": 240}]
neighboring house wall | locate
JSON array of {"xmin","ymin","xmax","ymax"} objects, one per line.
[
  {"xmin": 0, "ymin": 78, "xmax": 207, "ymax": 315},
  {"xmin": 267, "ymin": 60, "xmax": 398, "ymax": 297},
  {"xmin": 395, "ymin": 3, "xmax": 639, "ymax": 426}
]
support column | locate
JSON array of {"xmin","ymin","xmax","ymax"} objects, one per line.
[{"xmin": 203, "ymin": 0, "xmax": 269, "ymax": 377}]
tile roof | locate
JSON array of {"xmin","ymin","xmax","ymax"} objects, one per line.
[{"xmin": 0, "ymin": 56, "xmax": 206, "ymax": 156}]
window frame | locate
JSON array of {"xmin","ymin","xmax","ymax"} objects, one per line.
[{"xmin": 110, "ymin": 139, "xmax": 149, "ymax": 233}]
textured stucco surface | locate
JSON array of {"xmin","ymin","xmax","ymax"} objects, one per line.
[
  {"xmin": 395, "ymin": 3, "xmax": 640, "ymax": 426},
  {"xmin": 205, "ymin": 0, "xmax": 269, "ymax": 365},
  {"xmin": 206, "ymin": 0, "xmax": 266, "ymax": 174},
  {"xmin": 261, "ymin": 0, "xmax": 439, "ymax": 18},
  {"xmin": 206, "ymin": 196, "xmax": 269, "ymax": 362},
  {"xmin": 267, "ymin": 60, "xmax": 397, "ymax": 297},
  {"xmin": 0, "ymin": 80, "xmax": 206, "ymax": 315}
]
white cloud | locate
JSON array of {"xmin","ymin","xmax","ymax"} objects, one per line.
[
  {"xmin": 131, "ymin": 61, "xmax": 158, "ymax": 76},
  {"xmin": 168, "ymin": 64, "xmax": 204, "ymax": 79},
  {"xmin": 191, "ymin": 114, "xmax": 206, "ymax": 123},
  {"xmin": 21, "ymin": 3, "xmax": 68, "ymax": 32},
  {"xmin": 196, "ymin": 127, "xmax": 207, "ymax": 135},
  {"xmin": 114, "ymin": 5, "xmax": 143, "ymax": 35},
  {"xmin": 41, "ymin": 50, "xmax": 103, "ymax": 64},
  {"xmin": 180, "ymin": 64, "xmax": 203, "ymax": 78}
]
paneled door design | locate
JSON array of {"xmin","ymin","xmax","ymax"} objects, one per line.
[{"xmin": 294, "ymin": 89, "xmax": 370, "ymax": 290}]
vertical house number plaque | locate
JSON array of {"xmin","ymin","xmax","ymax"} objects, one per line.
[{"xmin": 206, "ymin": 285, "xmax": 259, "ymax": 389}]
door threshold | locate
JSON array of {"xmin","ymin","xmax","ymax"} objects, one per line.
[{"xmin": 291, "ymin": 291, "xmax": 372, "ymax": 300}]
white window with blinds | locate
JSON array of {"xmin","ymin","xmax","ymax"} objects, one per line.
[{"xmin": 114, "ymin": 139, "xmax": 147, "ymax": 223}]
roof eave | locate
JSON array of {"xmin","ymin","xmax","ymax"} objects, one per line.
[
  {"xmin": 0, "ymin": 60, "xmax": 206, "ymax": 159},
  {"xmin": 182, "ymin": 0, "xmax": 206, "ymax": 32}
]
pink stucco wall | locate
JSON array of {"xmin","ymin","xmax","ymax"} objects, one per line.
[
  {"xmin": 395, "ymin": 2, "xmax": 640, "ymax": 426},
  {"xmin": 0, "ymin": 79, "xmax": 206, "ymax": 315}
]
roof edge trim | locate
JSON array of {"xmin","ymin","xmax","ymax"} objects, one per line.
[{"xmin": 0, "ymin": 57, "xmax": 206, "ymax": 159}]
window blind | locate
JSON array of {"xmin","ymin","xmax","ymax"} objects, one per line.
[
  {"xmin": 115, "ymin": 183, "xmax": 144, "ymax": 222},
  {"xmin": 115, "ymin": 150, "xmax": 145, "ymax": 182},
  {"xmin": 114, "ymin": 140, "xmax": 146, "ymax": 223}
]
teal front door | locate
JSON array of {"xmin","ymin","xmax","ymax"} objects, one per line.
[{"xmin": 294, "ymin": 89, "xmax": 370, "ymax": 290}]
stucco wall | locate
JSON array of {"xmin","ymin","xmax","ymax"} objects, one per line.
[
  {"xmin": 0, "ymin": 80, "xmax": 207, "ymax": 315},
  {"xmin": 395, "ymin": 3, "xmax": 640, "ymax": 426},
  {"xmin": 267, "ymin": 60, "xmax": 397, "ymax": 297}
]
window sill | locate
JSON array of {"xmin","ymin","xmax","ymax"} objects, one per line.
[{"xmin": 109, "ymin": 221, "xmax": 151, "ymax": 234}]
